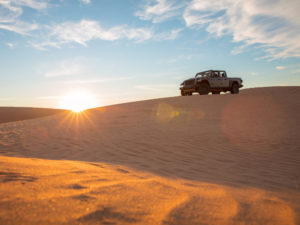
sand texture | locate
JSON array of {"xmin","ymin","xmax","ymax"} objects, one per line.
[{"xmin": 0, "ymin": 86, "xmax": 299, "ymax": 224}]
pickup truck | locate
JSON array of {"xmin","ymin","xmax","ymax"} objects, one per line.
[{"xmin": 180, "ymin": 70, "xmax": 243, "ymax": 95}]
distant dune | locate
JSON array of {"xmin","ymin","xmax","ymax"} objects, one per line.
[
  {"xmin": 0, "ymin": 86, "xmax": 299, "ymax": 225},
  {"xmin": 0, "ymin": 107, "xmax": 67, "ymax": 124}
]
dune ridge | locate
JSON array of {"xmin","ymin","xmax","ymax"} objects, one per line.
[
  {"xmin": 0, "ymin": 107, "xmax": 67, "ymax": 124},
  {"xmin": 0, "ymin": 86, "xmax": 299, "ymax": 224}
]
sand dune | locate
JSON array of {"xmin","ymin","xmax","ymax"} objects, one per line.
[
  {"xmin": 0, "ymin": 107, "xmax": 67, "ymax": 124},
  {"xmin": 0, "ymin": 86, "xmax": 299, "ymax": 224}
]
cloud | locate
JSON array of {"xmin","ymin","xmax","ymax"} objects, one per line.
[
  {"xmin": 5, "ymin": 42, "xmax": 15, "ymax": 48},
  {"xmin": 183, "ymin": 0, "xmax": 300, "ymax": 60},
  {"xmin": 275, "ymin": 66, "xmax": 285, "ymax": 70},
  {"xmin": 31, "ymin": 19, "xmax": 183, "ymax": 49},
  {"xmin": 0, "ymin": 1, "xmax": 181, "ymax": 49},
  {"xmin": 274, "ymin": 63, "xmax": 300, "ymax": 73},
  {"xmin": 31, "ymin": 19, "xmax": 153, "ymax": 49},
  {"xmin": 154, "ymin": 28, "xmax": 183, "ymax": 40},
  {"xmin": 12, "ymin": 0, "xmax": 48, "ymax": 10},
  {"xmin": 0, "ymin": 20, "xmax": 38, "ymax": 35},
  {"xmin": 79, "ymin": 0, "xmax": 91, "ymax": 4},
  {"xmin": 0, "ymin": 1, "xmax": 22, "ymax": 23},
  {"xmin": 135, "ymin": 0, "xmax": 185, "ymax": 23},
  {"xmin": 0, "ymin": 0, "xmax": 47, "ymax": 34}
]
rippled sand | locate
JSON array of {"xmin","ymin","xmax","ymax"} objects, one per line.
[{"xmin": 0, "ymin": 86, "xmax": 299, "ymax": 224}]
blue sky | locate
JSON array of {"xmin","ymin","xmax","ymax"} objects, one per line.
[{"xmin": 0, "ymin": 0, "xmax": 300, "ymax": 108}]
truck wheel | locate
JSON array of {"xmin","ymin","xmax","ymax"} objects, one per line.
[
  {"xmin": 212, "ymin": 91, "xmax": 220, "ymax": 95},
  {"xmin": 199, "ymin": 83, "xmax": 209, "ymax": 95},
  {"xmin": 231, "ymin": 83, "xmax": 239, "ymax": 94}
]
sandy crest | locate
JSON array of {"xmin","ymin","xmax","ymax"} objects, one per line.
[
  {"xmin": 0, "ymin": 86, "xmax": 300, "ymax": 224},
  {"xmin": 0, "ymin": 107, "xmax": 66, "ymax": 124}
]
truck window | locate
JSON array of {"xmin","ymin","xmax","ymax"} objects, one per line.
[
  {"xmin": 213, "ymin": 71, "xmax": 220, "ymax": 77},
  {"xmin": 202, "ymin": 71, "xmax": 210, "ymax": 77}
]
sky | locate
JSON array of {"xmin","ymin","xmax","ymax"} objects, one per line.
[{"xmin": 0, "ymin": 0, "xmax": 300, "ymax": 109}]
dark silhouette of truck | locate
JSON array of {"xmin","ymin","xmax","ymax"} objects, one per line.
[{"xmin": 180, "ymin": 70, "xmax": 243, "ymax": 95}]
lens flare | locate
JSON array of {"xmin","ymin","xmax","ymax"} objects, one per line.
[{"xmin": 155, "ymin": 103, "xmax": 180, "ymax": 123}]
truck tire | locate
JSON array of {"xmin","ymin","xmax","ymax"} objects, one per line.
[
  {"xmin": 231, "ymin": 83, "xmax": 239, "ymax": 94},
  {"xmin": 199, "ymin": 83, "xmax": 209, "ymax": 95}
]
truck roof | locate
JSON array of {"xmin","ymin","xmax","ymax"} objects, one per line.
[{"xmin": 195, "ymin": 70, "xmax": 226, "ymax": 76}]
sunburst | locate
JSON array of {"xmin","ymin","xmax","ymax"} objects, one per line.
[{"xmin": 59, "ymin": 91, "xmax": 97, "ymax": 112}]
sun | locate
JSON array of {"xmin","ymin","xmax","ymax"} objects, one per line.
[{"xmin": 59, "ymin": 91, "xmax": 97, "ymax": 112}]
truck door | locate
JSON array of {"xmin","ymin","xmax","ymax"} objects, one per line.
[
  {"xmin": 210, "ymin": 71, "xmax": 221, "ymax": 88},
  {"xmin": 220, "ymin": 71, "xmax": 229, "ymax": 87}
]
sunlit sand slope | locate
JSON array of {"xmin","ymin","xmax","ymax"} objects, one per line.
[
  {"xmin": 0, "ymin": 87, "xmax": 299, "ymax": 190},
  {"xmin": 0, "ymin": 86, "xmax": 300, "ymax": 224},
  {"xmin": 0, "ymin": 156, "xmax": 298, "ymax": 225}
]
